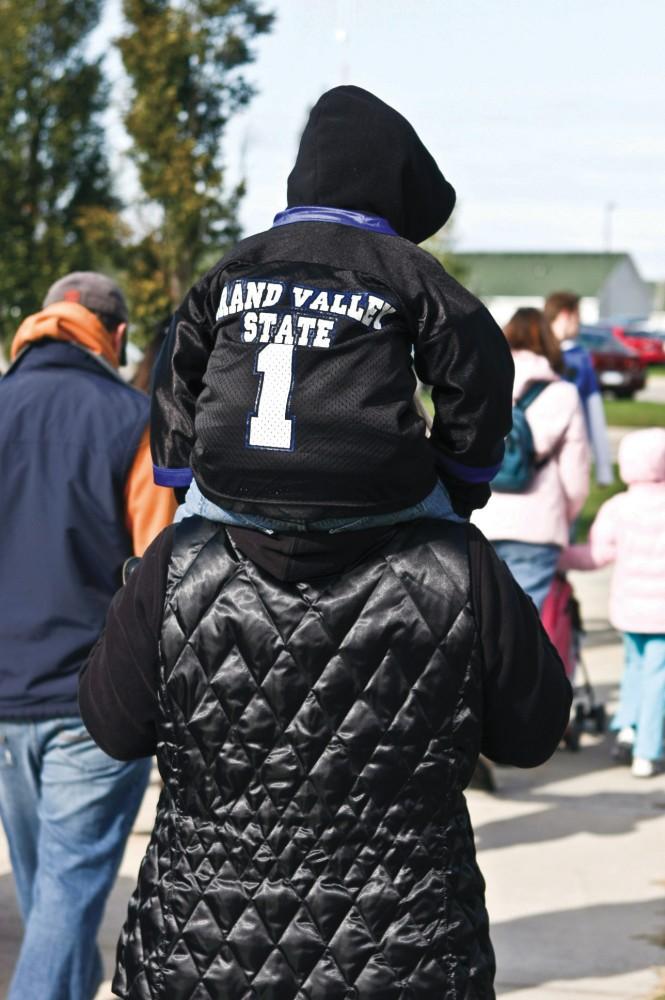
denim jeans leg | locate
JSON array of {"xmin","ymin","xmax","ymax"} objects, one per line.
[
  {"xmin": 323, "ymin": 481, "xmax": 465, "ymax": 533},
  {"xmin": 634, "ymin": 635, "xmax": 665, "ymax": 761},
  {"xmin": 611, "ymin": 633, "xmax": 643, "ymax": 733},
  {"xmin": 0, "ymin": 723, "xmax": 41, "ymax": 920},
  {"xmin": 492, "ymin": 540, "xmax": 561, "ymax": 612},
  {"xmin": 7, "ymin": 719, "xmax": 151, "ymax": 1000}
]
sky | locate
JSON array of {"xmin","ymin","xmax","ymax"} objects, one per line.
[{"xmin": 95, "ymin": 0, "xmax": 665, "ymax": 280}]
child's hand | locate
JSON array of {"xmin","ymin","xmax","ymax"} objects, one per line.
[{"xmin": 559, "ymin": 543, "xmax": 598, "ymax": 572}]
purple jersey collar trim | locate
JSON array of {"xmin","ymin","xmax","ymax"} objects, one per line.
[{"xmin": 273, "ymin": 206, "xmax": 398, "ymax": 236}]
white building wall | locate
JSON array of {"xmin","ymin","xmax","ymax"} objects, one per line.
[
  {"xmin": 484, "ymin": 295, "xmax": 599, "ymax": 328},
  {"xmin": 484, "ymin": 296, "xmax": 541, "ymax": 327},
  {"xmin": 598, "ymin": 259, "xmax": 652, "ymax": 320},
  {"xmin": 643, "ymin": 311, "xmax": 665, "ymax": 331},
  {"xmin": 578, "ymin": 297, "xmax": 600, "ymax": 324}
]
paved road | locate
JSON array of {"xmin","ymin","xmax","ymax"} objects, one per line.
[
  {"xmin": 1, "ymin": 568, "xmax": 664, "ymax": 999},
  {"xmin": 637, "ymin": 373, "xmax": 665, "ymax": 405},
  {"xmin": 605, "ymin": 373, "xmax": 665, "ymax": 462}
]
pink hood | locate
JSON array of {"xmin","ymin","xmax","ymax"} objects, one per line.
[
  {"xmin": 563, "ymin": 427, "xmax": 665, "ymax": 633},
  {"xmin": 618, "ymin": 428, "xmax": 665, "ymax": 485}
]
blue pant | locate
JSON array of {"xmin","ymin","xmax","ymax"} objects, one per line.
[
  {"xmin": 176, "ymin": 478, "xmax": 465, "ymax": 532},
  {"xmin": 612, "ymin": 633, "xmax": 665, "ymax": 761},
  {"xmin": 0, "ymin": 718, "xmax": 151, "ymax": 1000},
  {"xmin": 492, "ymin": 540, "xmax": 561, "ymax": 612}
]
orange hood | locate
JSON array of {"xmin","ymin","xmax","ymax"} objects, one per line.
[{"xmin": 11, "ymin": 301, "xmax": 119, "ymax": 368}]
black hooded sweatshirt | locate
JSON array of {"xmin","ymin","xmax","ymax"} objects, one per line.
[{"xmin": 151, "ymin": 86, "xmax": 514, "ymax": 519}]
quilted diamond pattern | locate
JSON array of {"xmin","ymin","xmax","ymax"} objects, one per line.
[{"xmin": 114, "ymin": 519, "xmax": 495, "ymax": 999}]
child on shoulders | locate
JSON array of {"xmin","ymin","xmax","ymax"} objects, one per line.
[{"xmin": 151, "ymin": 85, "xmax": 514, "ymax": 533}]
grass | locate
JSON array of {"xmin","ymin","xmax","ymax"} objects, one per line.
[
  {"xmin": 421, "ymin": 389, "xmax": 665, "ymax": 428},
  {"xmin": 603, "ymin": 398, "xmax": 665, "ymax": 428},
  {"xmin": 647, "ymin": 363, "xmax": 665, "ymax": 377}
]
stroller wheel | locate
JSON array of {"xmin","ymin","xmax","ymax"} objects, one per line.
[
  {"xmin": 574, "ymin": 703, "xmax": 586, "ymax": 726},
  {"xmin": 592, "ymin": 704, "xmax": 606, "ymax": 734}
]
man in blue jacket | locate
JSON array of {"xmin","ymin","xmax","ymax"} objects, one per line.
[
  {"xmin": 0, "ymin": 273, "xmax": 175, "ymax": 1000},
  {"xmin": 545, "ymin": 290, "xmax": 613, "ymax": 486}
]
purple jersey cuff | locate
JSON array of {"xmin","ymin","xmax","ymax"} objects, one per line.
[
  {"xmin": 153, "ymin": 465, "xmax": 193, "ymax": 487},
  {"xmin": 437, "ymin": 454, "xmax": 503, "ymax": 484}
]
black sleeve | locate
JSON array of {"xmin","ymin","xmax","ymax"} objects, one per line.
[
  {"xmin": 150, "ymin": 271, "xmax": 219, "ymax": 476},
  {"xmin": 467, "ymin": 525, "xmax": 572, "ymax": 766},
  {"xmin": 78, "ymin": 525, "xmax": 175, "ymax": 760},
  {"xmin": 413, "ymin": 266, "xmax": 514, "ymax": 516}
]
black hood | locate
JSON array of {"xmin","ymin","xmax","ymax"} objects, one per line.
[
  {"xmin": 227, "ymin": 524, "xmax": 397, "ymax": 583},
  {"xmin": 287, "ymin": 85, "xmax": 456, "ymax": 244}
]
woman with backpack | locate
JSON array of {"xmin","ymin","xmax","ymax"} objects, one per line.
[{"xmin": 473, "ymin": 307, "xmax": 590, "ymax": 610}]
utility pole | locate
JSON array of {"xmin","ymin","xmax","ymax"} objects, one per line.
[
  {"xmin": 604, "ymin": 201, "xmax": 616, "ymax": 252},
  {"xmin": 334, "ymin": 26, "xmax": 349, "ymax": 84}
]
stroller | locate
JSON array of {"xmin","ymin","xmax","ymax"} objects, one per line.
[{"xmin": 541, "ymin": 572, "xmax": 606, "ymax": 750}]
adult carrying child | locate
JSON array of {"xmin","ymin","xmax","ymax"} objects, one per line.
[{"xmin": 81, "ymin": 87, "xmax": 571, "ymax": 999}]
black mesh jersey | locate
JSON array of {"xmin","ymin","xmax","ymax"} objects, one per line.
[{"xmin": 151, "ymin": 220, "xmax": 514, "ymax": 520}]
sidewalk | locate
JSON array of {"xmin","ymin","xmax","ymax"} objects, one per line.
[
  {"xmin": 1, "ymin": 569, "xmax": 664, "ymax": 999},
  {"xmin": 472, "ymin": 567, "xmax": 665, "ymax": 998}
]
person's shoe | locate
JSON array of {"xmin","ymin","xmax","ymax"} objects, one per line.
[
  {"xmin": 631, "ymin": 757, "xmax": 658, "ymax": 778},
  {"xmin": 611, "ymin": 726, "xmax": 635, "ymax": 765}
]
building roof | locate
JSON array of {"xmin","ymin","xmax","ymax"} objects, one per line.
[{"xmin": 445, "ymin": 252, "xmax": 629, "ymax": 298}]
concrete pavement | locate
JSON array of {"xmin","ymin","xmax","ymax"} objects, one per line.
[
  {"xmin": 1, "ymin": 567, "xmax": 664, "ymax": 999},
  {"xmin": 636, "ymin": 373, "xmax": 665, "ymax": 405},
  {"xmin": 475, "ymin": 567, "xmax": 665, "ymax": 999},
  {"xmin": 607, "ymin": 372, "xmax": 665, "ymax": 462}
]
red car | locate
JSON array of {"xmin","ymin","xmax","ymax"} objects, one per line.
[
  {"xmin": 578, "ymin": 327, "xmax": 647, "ymax": 398},
  {"xmin": 612, "ymin": 326, "xmax": 665, "ymax": 365}
]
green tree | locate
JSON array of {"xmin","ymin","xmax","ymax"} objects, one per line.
[
  {"xmin": 422, "ymin": 225, "xmax": 469, "ymax": 285},
  {"xmin": 0, "ymin": 0, "xmax": 117, "ymax": 347},
  {"xmin": 118, "ymin": 0, "xmax": 273, "ymax": 332}
]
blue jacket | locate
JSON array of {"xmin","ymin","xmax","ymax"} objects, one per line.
[
  {"xmin": 0, "ymin": 340, "xmax": 150, "ymax": 719},
  {"xmin": 562, "ymin": 342, "xmax": 600, "ymax": 404},
  {"xmin": 562, "ymin": 340, "xmax": 613, "ymax": 485}
]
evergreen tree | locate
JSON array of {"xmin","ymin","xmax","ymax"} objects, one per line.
[
  {"xmin": 0, "ymin": 0, "xmax": 116, "ymax": 346},
  {"xmin": 118, "ymin": 0, "xmax": 273, "ymax": 325}
]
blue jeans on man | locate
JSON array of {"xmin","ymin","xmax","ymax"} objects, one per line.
[
  {"xmin": 491, "ymin": 540, "xmax": 561, "ymax": 613},
  {"xmin": 0, "ymin": 718, "xmax": 151, "ymax": 1000}
]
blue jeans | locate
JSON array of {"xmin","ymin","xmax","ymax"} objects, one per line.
[
  {"xmin": 612, "ymin": 633, "xmax": 665, "ymax": 761},
  {"xmin": 175, "ymin": 479, "xmax": 465, "ymax": 533},
  {"xmin": 0, "ymin": 718, "xmax": 151, "ymax": 1000},
  {"xmin": 492, "ymin": 540, "xmax": 561, "ymax": 612}
]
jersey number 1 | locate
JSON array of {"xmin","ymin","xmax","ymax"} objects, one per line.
[{"xmin": 247, "ymin": 343, "xmax": 296, "ymax": 450}]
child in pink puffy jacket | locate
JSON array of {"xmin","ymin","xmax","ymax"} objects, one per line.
[{"xmin": 562, "ymin": 428, "xmax": 665, "ymax": 778}]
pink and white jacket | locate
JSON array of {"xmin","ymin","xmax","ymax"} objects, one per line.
[
  {"xmin": 473, "ymin": 350, "xmax": 590, "ymax": 547},
  {"xmin": 562, "ymin": 428, "xmax": 665, "ymax": 634}
]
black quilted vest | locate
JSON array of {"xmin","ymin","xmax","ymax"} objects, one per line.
[{"xmin": 114, "ymin": 517, "xmax": 495, "ymax": 999}]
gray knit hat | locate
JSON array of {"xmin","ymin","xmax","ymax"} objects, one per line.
[{"xmin": 43, "ymin": 271, "xmax": 128, "ymax": 324}]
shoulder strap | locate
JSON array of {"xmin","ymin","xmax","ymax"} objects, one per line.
[{"xmin": 515, "ymin": 380, "xmax": 550, "ymax": 412}]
